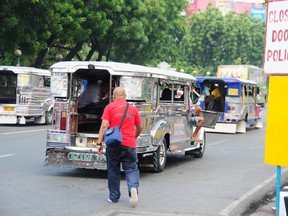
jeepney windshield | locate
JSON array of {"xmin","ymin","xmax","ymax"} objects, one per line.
[{"xmin": 50, "ymin": 72, "xmax": 68, "ymax": 97}]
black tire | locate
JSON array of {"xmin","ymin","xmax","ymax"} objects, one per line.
[
  {"xmin": 152, "ymin": 138, "xmax": 167, "ymax": 173},
  {"xmin": 45, "ymin": 109, "xmax": 53, "ymax": 125},
  {"xmin": 191, "ymin": 131, "xmax": 206, "ymax": 158}
]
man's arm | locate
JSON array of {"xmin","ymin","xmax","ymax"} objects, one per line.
[{"xmin": 135, "ymin": 124, "xmax": 142, "ymax": 138}]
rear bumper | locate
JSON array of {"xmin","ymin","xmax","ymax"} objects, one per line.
[
  {"xmin": 44, "ymin": 148, "xmax": 107, "ymax": 170},
  {"xmin": 0, "ymin": 115, "xmax": 17, "ymax": 124}
]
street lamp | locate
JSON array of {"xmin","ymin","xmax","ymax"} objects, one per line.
[
  {"xmin": 55, "ymin": 53, "xmax": 63, "ymax": 62},
  {"xmin": 14, "ymin": 49, "xmax": 22, "ymax": 67},
  {"xmin": 193, "ymin": 70, "xmax": 197, "ymax": 76},
  {"xmin": 206, "ymin": 71, "xmax": 211, "ymax": 76}
]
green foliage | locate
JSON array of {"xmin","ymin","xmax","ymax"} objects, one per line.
[
  {"xmin": 0, "ymin": 0, "xmax": 265, "ymax": 74},
  {"xmin": 180, "ymin": 5, "xmax": 265, "ymax": 76}
]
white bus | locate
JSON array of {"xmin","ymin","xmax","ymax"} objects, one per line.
[
  {"xmin": 0, "ymin": 66, "xmax": 53, "ymax": 124},
  {"xmin": 44, "ymin": 61, "xmax": 218, "ymax": 172}
]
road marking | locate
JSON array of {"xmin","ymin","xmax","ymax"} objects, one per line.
[
  {"xmin": 1, "ymin": 129, "xmax": 45, "ymax": 135},
  {"xmin": 219, "ymin": 168, "xmax": 288, "ymax": 216},
  {"xmin": 0, "ymin": 154, "xmax": 15, "ymax": 159},
  {"xmin": 209, "ymin": 139, "xmax": 230, "ymax": 146}
]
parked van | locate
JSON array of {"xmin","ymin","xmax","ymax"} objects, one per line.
[
  {"xmin": 0, "ymin": 66, "xmax": 53, "ymax": 124},
  {"xmin": 195, "ymin": 77, "xmax": 263, "ymax": 133},
  {"xmin": 44, "ymin": 61, "xmax": 213, "ymax": 172}
]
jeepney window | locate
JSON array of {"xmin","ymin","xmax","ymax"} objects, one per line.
[
  {"xmin": 7, "ymin": 75, "xmax": 17, "ymax": 87},
  {"xmin": 120, "ymin": 76, "xmax": 145, "ymax": 100},
  {"xmin": 51, "ymin": 72, "xmax": 68, "ymax": 97},
  {"xmin": 247, "ymin": 86, "xmax": 253, "ymax": 97},
  {"xmin": 44, "ymin": 76, "xmax": 50, "ymax": 87},
  {"xmin": 160, "ymin": 86, "xmax": 172, "ymax": 101},
  {"xmin": 160, "ymin": 84, "xmax": 175, "ymax": 102},
  {"xmin": 38, "ymin": 76, "xmax": 44, "ymax": 87},
  {"xmin": 0, "ymin": 75, "xmax": 7, "ymax": 87},
  {"xmin": 18, "ymin": 74, "xmax": 30, "ymax": 86}
]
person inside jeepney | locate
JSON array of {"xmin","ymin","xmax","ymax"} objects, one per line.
[
  {"xmin": 78, "ymin": 78, "xmax": 109, "ymax": 116},
  {"xmin": 210, "ymin": 85, "xmax": 222, "ymax": 111},
  {"xmin": 161, "ymin": 88, "xmax": 172, "ymax": 100},
  {"xmin": 203, "ymin": 81, "xmax": 214, "ymax": 110}
]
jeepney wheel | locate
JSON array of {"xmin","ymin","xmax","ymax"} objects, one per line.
[
  {"xmin": 152, "ymin": 138, "xmax": 167, "ymax": 173},
  {"xmin": 45, "ymin": 109, "xmax": 53, "ymax": 125},
  {"xmin": 191, "ymin": 131, "xmax": 206, "ymax": 158}
]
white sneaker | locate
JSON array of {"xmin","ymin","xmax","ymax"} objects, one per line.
[
  {"xmin": 107, "ymin": 197, "xmax": 117, "ymax": 203},
  {"xmin": 130, "ymin": 187, "xmax": 138, "ymax": 208}
]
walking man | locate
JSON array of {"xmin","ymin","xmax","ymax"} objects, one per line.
[{"xmin": 97, "ymin": 87, "xmax": 142, "ymax": 207}]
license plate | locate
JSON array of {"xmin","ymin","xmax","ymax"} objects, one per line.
[
  {"xmin": 4, "ymin": 107, "xmax": 14, "ymax": 111},
  {"xmin": 67, "ymin": 152, "xmax": 94, "ymax": 162}
]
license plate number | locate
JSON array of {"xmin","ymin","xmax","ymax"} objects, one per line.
[
  {"xmin": 4, "ymin": 107, "xmax": 14, "ymax": 111},
  {"xmin": 68, "ymin": 152, "xmax": 93, "ymax": 162}
]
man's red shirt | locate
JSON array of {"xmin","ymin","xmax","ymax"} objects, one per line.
[{"xmin": 102, "ymin": 100, "xmax": 141, "ymax": 148}]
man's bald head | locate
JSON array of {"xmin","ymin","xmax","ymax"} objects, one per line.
[{"xmin": 113, "ymin": 87, "xmax": 126, "ymax": 100}]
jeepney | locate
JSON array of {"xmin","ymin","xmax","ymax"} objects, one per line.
[
  {"xmin": 0, "ymin": 66, "xmax": 53, "ymax": 124},
  {"xmin": 195, "ymin": 77, "xmax": 263, "ymax": 133},
  {"xmin": 45, "ymin": 61, "xmax": 211, "ymax": 172},
  {"xmin": 217, "ymin": 65, "xmax": 268, "ymax": 107}
]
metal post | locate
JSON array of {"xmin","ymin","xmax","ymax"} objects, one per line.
[
  {"xmin": 14, "ymin": 49, "xmax": 22, "ymax": 67},
  {"xmin": 276, "ymin": 165, "xmax": 281, "ymax": 216}
]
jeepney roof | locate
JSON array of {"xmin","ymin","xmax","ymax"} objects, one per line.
[
  {"xmin": 50, "ymin": 61, "xmax": 196, "ymax": 82},
  {"xmin": 0, "ymin": 66, "xmax": 50, "ymax": 76},
  {"xmin": 196, "ymin": 77, "xmax": 257, "ymax": 85}
]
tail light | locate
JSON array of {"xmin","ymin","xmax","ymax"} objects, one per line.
[
  {"xmin": 20, "ymin": 96, "xmax": 28, "ymax": 103},
  {"xmin": 228, "ymin": 106, "xmax": 235, "ymax": 111},
  {"xmin": 60, "ymin": 111, "xmax": 67, "ymax": 130}
]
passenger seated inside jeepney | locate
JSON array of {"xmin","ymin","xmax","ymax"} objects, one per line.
[
  {"xmin": 203, "ymin": 82, "xmax": 223, "ymax": 111},
  {"xmin": 78, "ymin": 79, "xmax": 109, "ymax": 116},
  {"xmin": 161, "ymin": 88, "xmax": 172, "ymax": 100}
]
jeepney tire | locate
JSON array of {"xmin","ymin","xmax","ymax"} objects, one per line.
[
  {"xmin": 191, "ymin": 132, "xmax": 206, "ymax": 158},
  {"xmin": 152, "ymin": 138, "xmax": 167, "ymax": 173},
  {"xmin": 45, "ymin": 109, "xmax": 53, "ymax": 125}
]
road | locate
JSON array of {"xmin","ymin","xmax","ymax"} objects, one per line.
[{"xmin": 0, "ymin": 107, "xmax": 285, "ymax": 216}]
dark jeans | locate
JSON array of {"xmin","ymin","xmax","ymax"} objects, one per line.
[{"xmin": 106, "ymin": 145, "xmax": 139, "ymax": 202}]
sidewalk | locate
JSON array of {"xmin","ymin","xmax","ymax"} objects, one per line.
[{"xmin": 250, "ymin": 197, "xmax": 276, "ymax": 216}]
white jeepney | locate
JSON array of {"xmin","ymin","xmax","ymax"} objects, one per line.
[{"xmin": 0, "ymin": 66, "xmax": 53, "ymax": 124}]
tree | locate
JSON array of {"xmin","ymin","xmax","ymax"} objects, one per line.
[{"xmin": 179, "ymin": 4, "xmax": 265, "ymax": 75}]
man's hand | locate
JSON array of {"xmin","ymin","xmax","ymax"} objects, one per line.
[{"xmin": 97, "ymin": 144, "xmax": 103, "ymax": 155}]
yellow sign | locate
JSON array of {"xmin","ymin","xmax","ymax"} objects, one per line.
[
  {"xmin": 19, "ymin": 74, "xmax": 29, "ymax": 85},
  {"xmin": 265, "ymin": 76, "xmax": 288, "ymax": 166},
  {"xmin": 4, "ymin": 107, "xmax": 15, "ymax": 111},
  {"xmin": 228, "ymin": 88, "xmax": 238, "ymax": 96}
]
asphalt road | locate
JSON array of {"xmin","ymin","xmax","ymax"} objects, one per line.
[{"xmin": 0, "ymin": 107, "xmax": 284, "ymax": 216}]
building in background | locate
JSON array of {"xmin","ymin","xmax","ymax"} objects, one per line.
[{"xmin": 185, "ymin": 0, "xmax": 266, "ymax": 22}]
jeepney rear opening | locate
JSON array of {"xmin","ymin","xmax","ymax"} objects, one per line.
[{"xmin": 0, "ymin": 71, "xmax": 17, "ymax": 104}]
